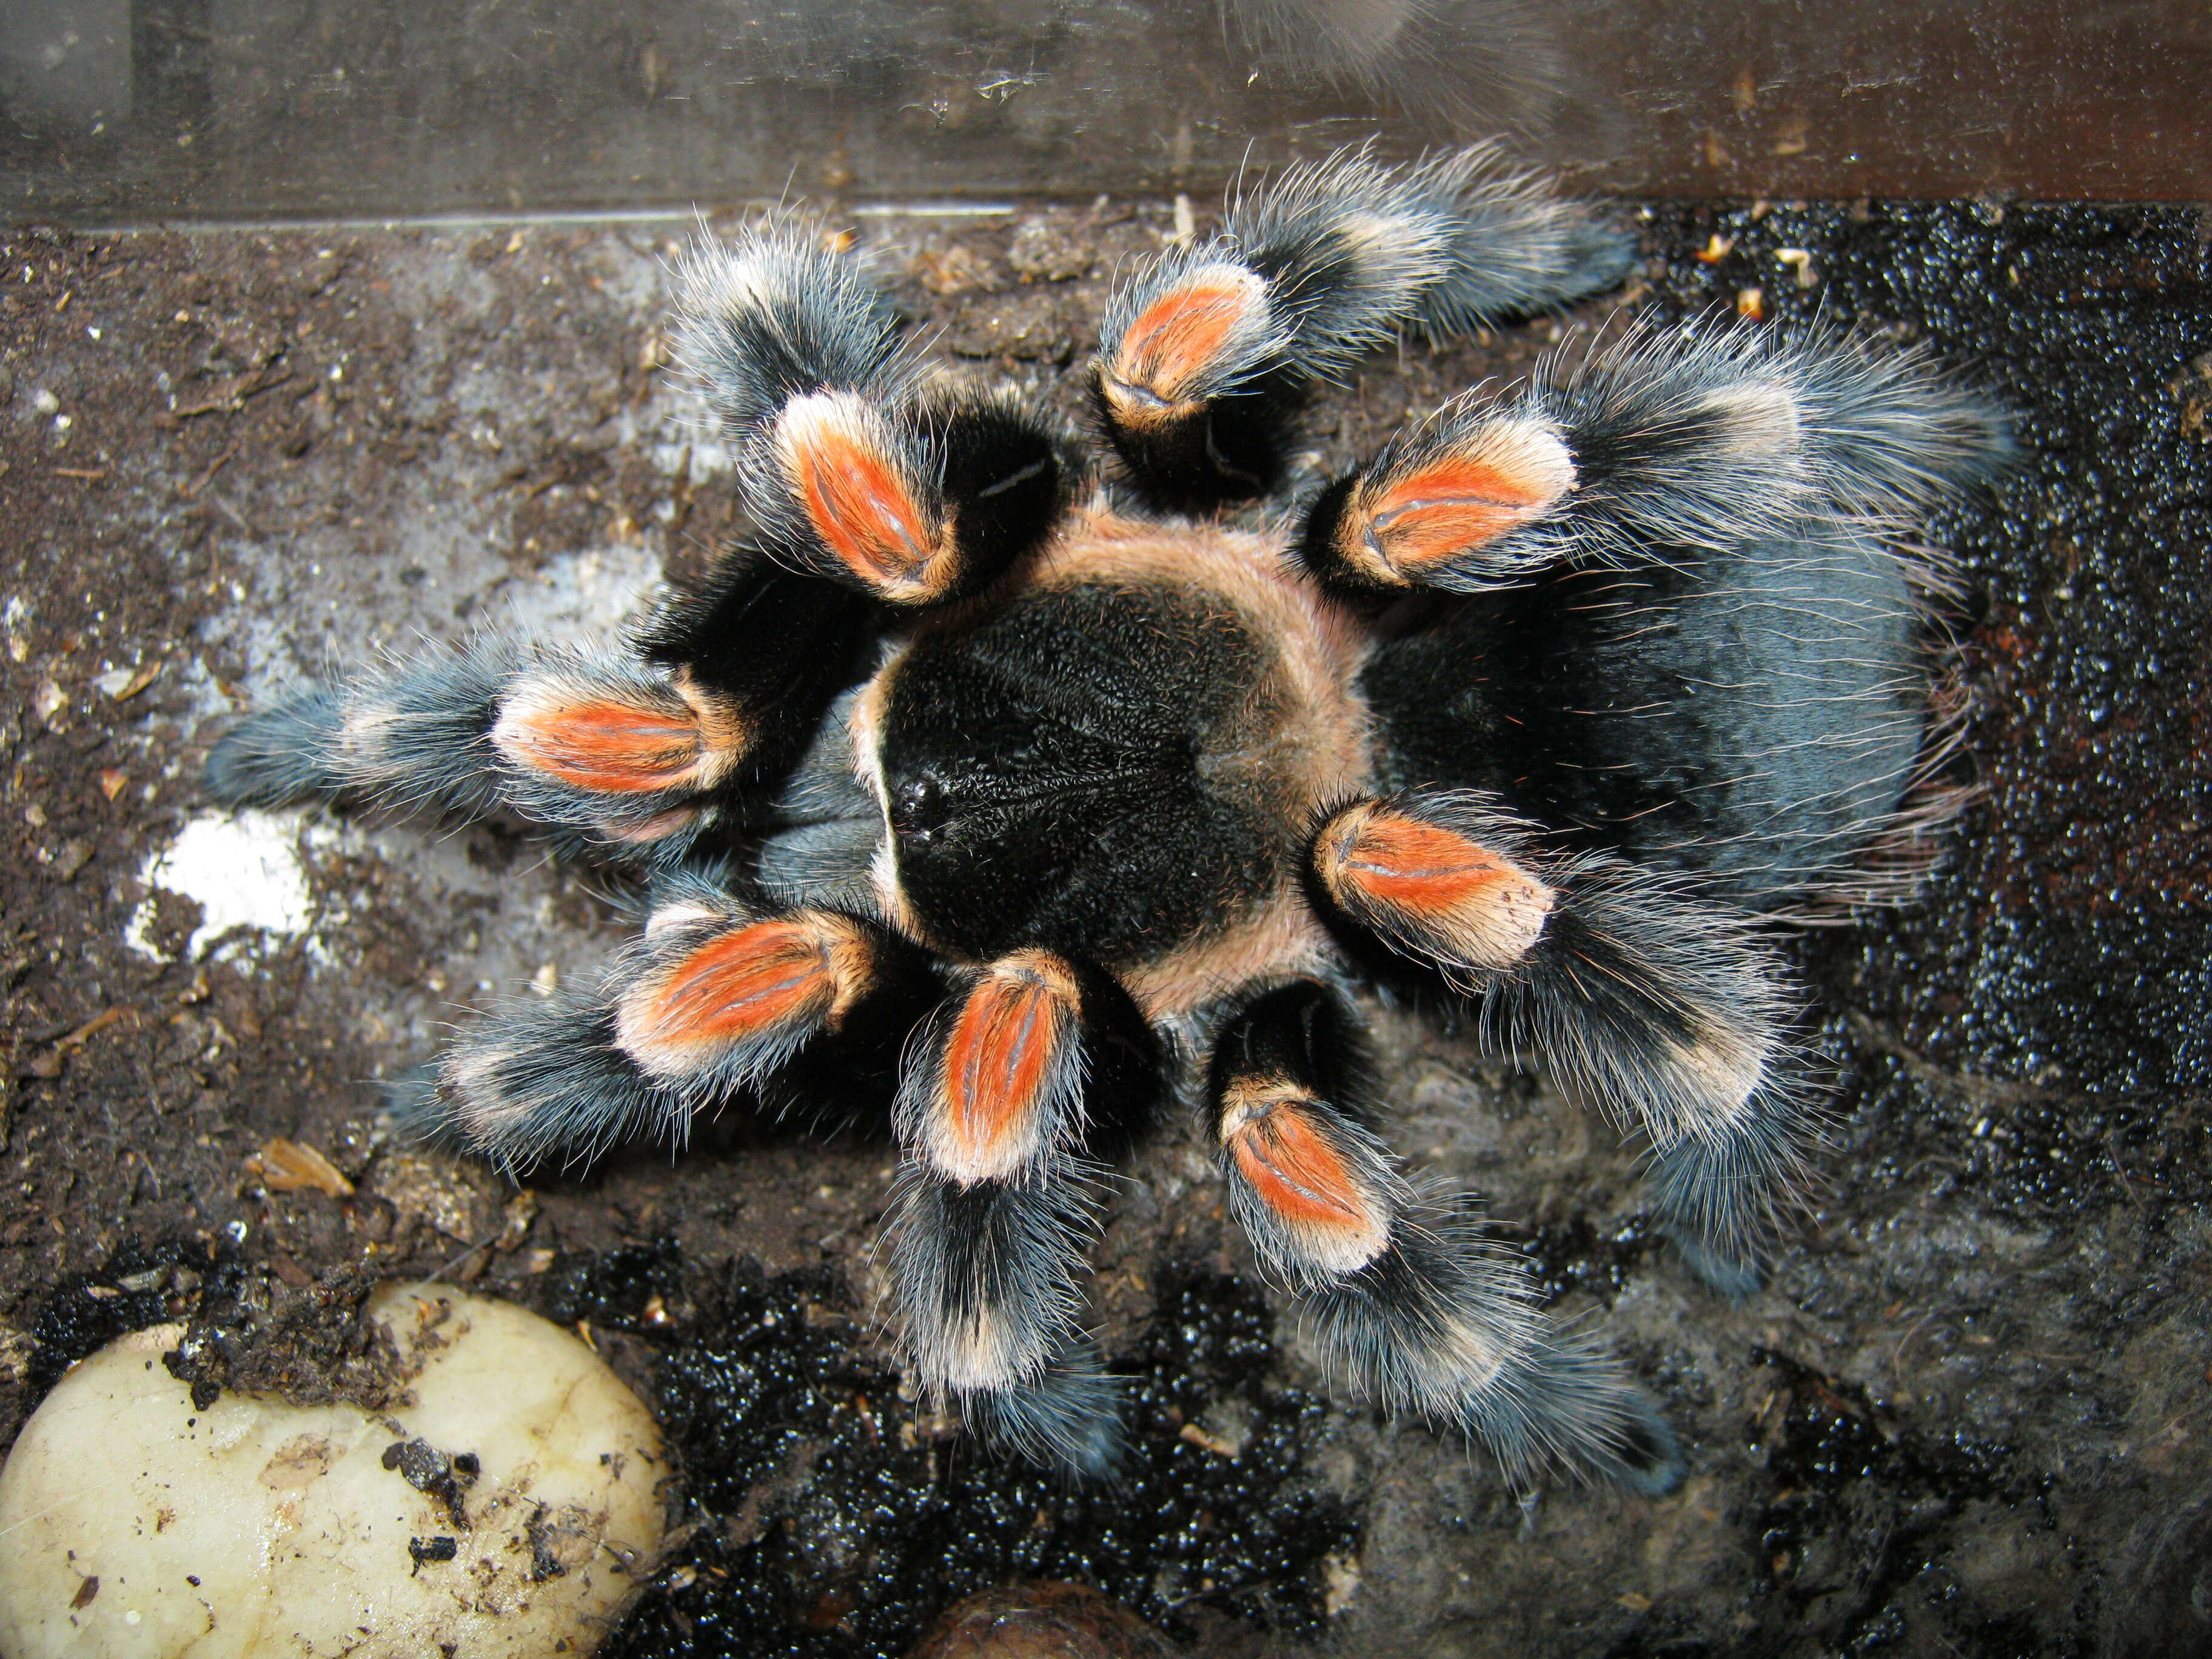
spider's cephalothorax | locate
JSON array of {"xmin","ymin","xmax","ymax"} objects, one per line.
[{"xmin": 207, "ymin": 147, "xmax": 2008, "ymax": 1492}]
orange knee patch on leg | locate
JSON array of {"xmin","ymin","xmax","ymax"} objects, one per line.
[
  {"xmin": 494, "ymin": 687, "xmax": 708, "ymax": 794},
  {"xmin": 928, "ymin": 951, "xmax": 1083, "ymax": 1184},
  {"xmin": 776, "ymin": 393, "xmax": 949, "ymax": 600},
  {"xmin": 617, "ymin": 913, "xmax": 868, "ymax": 1078},
  {"xmin": 1104, "ymin": 265, "xmax": 1268, "ymax": 417},
  {"xmin": 1219, "ymin": 1081, "xmax": 1388, "ymax": 1273},
  {"xmin": 1340, "ymin": 421, "xmax": 1574, "ymax": 585},
  {"xmin": 1317, "ymin": 803, "xmax": 1555, "ymax": 970}
]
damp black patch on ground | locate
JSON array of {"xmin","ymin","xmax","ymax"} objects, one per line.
[
  {"xmin": 1638, "ymin": 198, "xmax": 2211, "ymax": 1125},
  {"xmin": 554, "ymin": 1251, "xmax": 1358, "ymax": 1659}
]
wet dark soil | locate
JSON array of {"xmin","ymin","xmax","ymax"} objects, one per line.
[{"xmin": 1, "ymin": 195, "xmax": 2207, "ymax": 1658}]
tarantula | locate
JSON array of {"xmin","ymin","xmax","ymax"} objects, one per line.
[{"xmin": 207, "ymin": 148, "xmax": 2006, "ymax": 1492}]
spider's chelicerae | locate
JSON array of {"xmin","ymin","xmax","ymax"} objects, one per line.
[{"xmin": 208, "ymin": 149, "xmax": 2007, "ymax": 1493}]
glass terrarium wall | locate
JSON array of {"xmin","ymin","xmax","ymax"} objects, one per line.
[{"xmin": 3, "ymin": 0, "xmax": 2206, "ymax": 224}]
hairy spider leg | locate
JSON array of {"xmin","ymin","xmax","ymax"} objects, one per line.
[
  {"xmin": 1208, "ymin": 982, "xmax": 1684, "ymax": 1492},
  {"xmin": 1310, "ymin": 792, "xmax": 1817, "ymax": 1295},
  {"xmin": 1297, "ymin": 323, "xmax": 2014, "ymax": 594},
  {"xmin": 886, "ymin": 950, "xmax": 1162, "ymax": 1478},
  {"xmin": 1094, "ymin": 144, "xmax": 1634, "ymax": 507},
  {"xmin": 203, "ymin": 565, "xmax": 873, "ymax": 866},
  {"xmin": 396, "ymin": 871, "xmax": 934, "ymax": 1171},
  {"xmin": 684, "ymin": 218, "xmax": 1072, "ymax": 607}
]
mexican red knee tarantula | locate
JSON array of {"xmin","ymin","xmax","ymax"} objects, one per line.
[{"xmin": 209, "ymin": 148, "xmax": 2006, "ymax": 1492}]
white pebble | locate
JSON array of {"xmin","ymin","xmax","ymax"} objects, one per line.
[{"xmin": 0, "ymin": 1282, "xmax": 667, "ymax": 1657}]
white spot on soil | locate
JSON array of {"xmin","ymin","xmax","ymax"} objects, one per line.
[
  {"xmin": 126, "ymin": 810, "xmax": 317, "ymax": 961},
  {"xmin": 498, "ymin": 541, "xmax": 662, "ymax": 638}
]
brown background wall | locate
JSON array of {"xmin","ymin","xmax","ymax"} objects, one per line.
[{"xmin": 4, "ymin": 0, "xmax": 2207, "ymax": 224}]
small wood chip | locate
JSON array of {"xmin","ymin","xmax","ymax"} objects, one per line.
[
  {"xmin": 180, "ymin": 442, "xmax": 238, "ymax": 499},
  {"xmin": 32, "ymin": 1005, "xmax": 130, "ymax": 1074},
  {"xmin": 495, "ymin": 1189, "xmax": 539, "ymax": 1250},
  {"xmin": 246, "ymin": 1136, "xmax": 355, "ymax": 1197},
  {"xmin": 1177, "ymin": 1422, "xmax": 1240, "ymax": 1458}
]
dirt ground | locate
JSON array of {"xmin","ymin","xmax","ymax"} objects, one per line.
[{"xmin": 1, "ymin": 195, "xmax": 2208, "ymax": 1659}]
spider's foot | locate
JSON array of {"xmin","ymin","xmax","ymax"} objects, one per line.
[
  {"xmin": 1667, "ymin": 1233, "xmax": 1765, "ymax": 1304},
  {"xmin": 675, "ymin": 222, "xmax": 903, "ymax": 436},
  {"xmin": 964, "ymin": 1342, "xmax": 1127, "ymax": 1481},
  {"xmin": 1644, "ymin": 1102, "xmax": 1812, "ymax": 1304},
  {"xmin": 204, "ymin": 683, "xmax": 348, "ymax": 808},
  {"xmin": 890, "ymin": 1164, "xmax": 1101, "ymax": 1404},
  {"xmin": 1461, "ymin": 1330, "xmax": 1687, "ymax": 1498},
  {"xmin": 434, "ymin": 990, "xmax": 686, "ymax": 1175},
  {"xmin": 378, "ymin": 1064, "xmax": 458, "ymax": 1148}
]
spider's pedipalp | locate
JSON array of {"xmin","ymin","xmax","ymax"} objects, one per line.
[
  {"xmin": 1094, "ymin": 144, "xmax": 1629, "ymax": 506},
  {"xmin": 886, "ymin": 951, "xmax": 1161, "ymax": 1475},
  {"xmin": 1308, "ymin": 791, "xmax": 1818, "ymax": 1290},
  {"xmin": 1298, "ymin": 324, "xmax": 2012, "ymax": 593},
  {"xmin": 1208, "ymin": 983, "xmax": 1683, "ymax": 1493}
]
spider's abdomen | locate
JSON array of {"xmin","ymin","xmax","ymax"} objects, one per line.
[
  {"xmin": 1361, "ymin": 532, "xmax": 1931, "ymax": 905},
  {"xmin": 868, "ymin": 514, "xmax": 1371, "ymax": 980}
]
